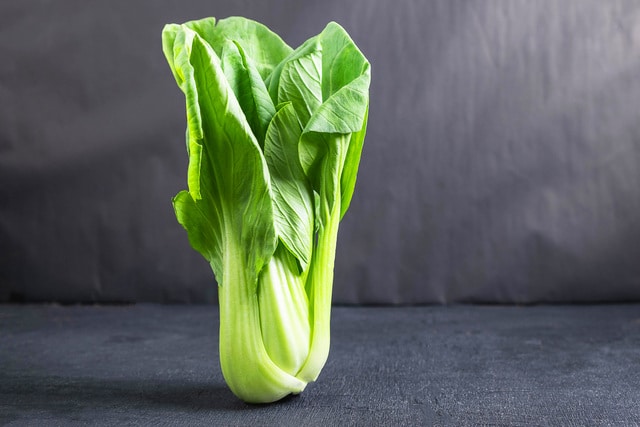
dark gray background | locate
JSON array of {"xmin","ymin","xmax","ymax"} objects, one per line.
[{"xmin": 2, "ymin": 0, "xmax": 640, "ymax": 304}]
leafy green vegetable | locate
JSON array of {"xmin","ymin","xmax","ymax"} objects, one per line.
[{"xmin": 162, "ymin": 16, "xmax": 370, "ymax": 403}]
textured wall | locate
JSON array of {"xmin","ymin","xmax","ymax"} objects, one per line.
[{"xmin": 2, "ymin": 0, "xmax": 640, "ymax": 303}]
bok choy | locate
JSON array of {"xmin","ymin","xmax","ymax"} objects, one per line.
[{"xmin": 162, "ymin": 16, "xmax": 370, "ymax": 403}]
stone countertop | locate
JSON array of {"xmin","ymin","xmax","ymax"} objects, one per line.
[{"xmin": 1, "ymin": 304, "xmax": 639, "ymax": 425}]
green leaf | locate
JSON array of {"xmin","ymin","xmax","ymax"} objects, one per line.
[
  {"xmin": 264, "ymin": 103, "xmax": 314, "ymax": 271},
  {"xmin": 166, "ymin": 25, "xmax": 276, "ymax": 284},
  {"xmin": 304, "ymin": 72, "xmax": 370, "ymax": 134},
  {"xmin": 266, "ymin": 36, "xmax": 318, "ymax": 105},
  {"xmin": 299, "ymin": 132, "xmax": 349, "ymax": 224},
  {"xmin": 295, "ymin": 22, "xmax": 371, "ymax": 222},
  {"xmin": 161, "ymin": 24, "xmax": 182, "ymax": 86},
  {"xmin": 220, "ymin": 39, "xmax": 276, "ymax": 145},
  {"xmin": 320, "ymin": 22, "xmax": 369, "ymax": 100},
  {"xmin": 291, "ymin": 23, "xmax": 371, "ymax": 385},
  {"xmin": 184, "ymin": 16, "xmax": 293, "ymax": 81},
  {"xmin": 340, "ymin": 104, "xmax": 368, "ymax": 218},
  {"xmin": 173, "ymin": 190, "xmax": 223, "ymax": 274},
  {"xmin": 276, "ymin": 39, "xmax": 323, "ymax": 126}
]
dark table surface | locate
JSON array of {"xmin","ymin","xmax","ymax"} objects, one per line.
[{"xmin": 1, "ymin": 304, "xmax": 639, "ymax": 426}]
